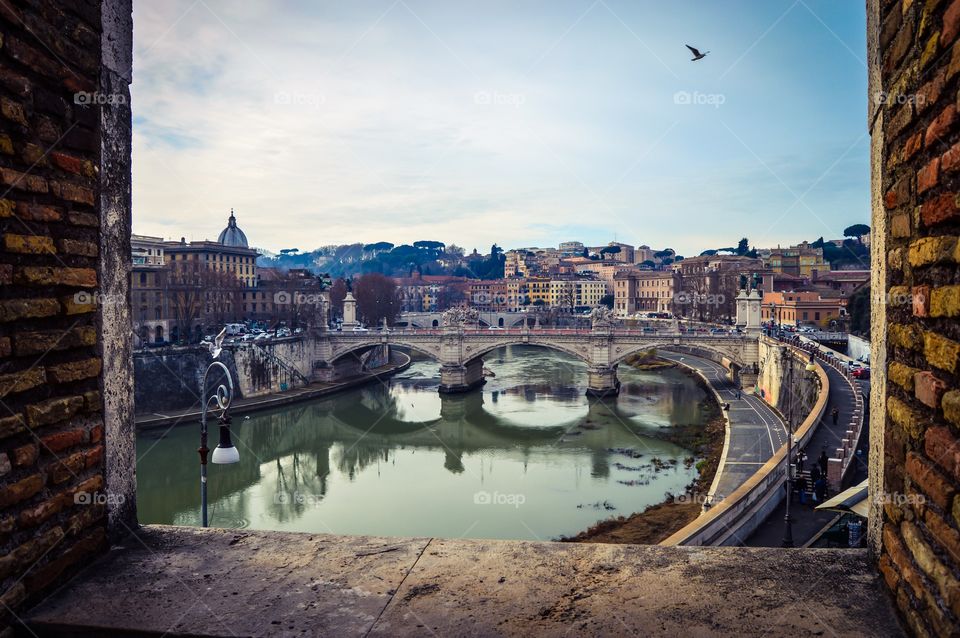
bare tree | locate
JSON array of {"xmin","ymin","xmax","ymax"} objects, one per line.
[{"xmin": 354, "ymin": 273, "xmax": 400, "ymax": 326}]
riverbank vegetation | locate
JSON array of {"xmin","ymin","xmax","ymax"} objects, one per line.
[{"xmin": 562, "ymin": 359, "xmax": 726, "ymax": 545}]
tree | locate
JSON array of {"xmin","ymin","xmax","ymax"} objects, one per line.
[
  {"xmin": 600, "ymin": 294, "xmax": 614, "ymax": 309},
  {"xmin": 600, "ymin": 245, "xmax": 622, "ymax": 257},
  {"xmin": 736, "ymin": 238, "xmax": 749, "ymax": 255},
  {"xmin": 328, "ymin": 278, "xmax": 347, "ymax": 320},
  {"xmin": 843, "ymin": 224, "xmax": 870, "ymax": 244},
  {"xmin": 166, "ymin": 260, "xmax": 242, "ymax": 342},
  {"xmin": 353, "ymin": 273, "xmax": 400, "ymax": 326},
  {"xmin": 581, "ymin": 247, "xmax": 589, "ymax": 258},
  {"xmin": 640, "ymin": 260, "xmax": 656, "ymax": 268}
]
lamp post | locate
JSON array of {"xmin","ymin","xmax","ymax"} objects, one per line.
[
  {"xmin": 198, "ymin": 359, "xmax": 240, "ymax": 527},
  {"xmin": 782, "ymin": 345, "xmax": 794, "ymax": 547}
]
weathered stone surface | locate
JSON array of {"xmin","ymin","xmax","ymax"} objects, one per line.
[{"xmin": 24, "ymin": 526, "xmax": 904, "ymax": 637}]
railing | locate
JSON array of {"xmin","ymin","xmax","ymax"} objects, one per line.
[
  {"xmin": 249, "ymin": 342, "xmax": 310, "ymax": 388},
  {"xmin": 329, "ymin": 325, "xmax": 751, "ymax": 338},
  {"xmin": 661, "ymin": 338, "xmax": 830, "ymax": 546}
]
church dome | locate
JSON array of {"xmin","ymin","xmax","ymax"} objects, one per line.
[{"xmin": 217, "ymin": 209, "xmax": 249, "ymax": 248}]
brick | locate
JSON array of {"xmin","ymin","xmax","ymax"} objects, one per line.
[
  {"xmin": 0, "ymin": 336, "xmax": 11, "ymax": 358},
  {"xmin": 57, "ymin": 239, "xmax": 97, "ymax": 257},
  {"xmin": 39, "ymin": 428, "xmax": 86, "ymax": 454},
  {"xmin": 49, "ymin": 181, "xmax": 94, "ymax": 205},
  {"xmin": 0, "ymin": 265, "xmax": 10, "ymax": 286},
  {"xmin": 945, "ymin": 390, "xmax": 960, "ymax": 427},
  {"xmin": 26, "ymin": 396, "xmax": 84, "ymax": 428},
  {"xmin": 884, "ymin": 524, "xmax": 926, "ymax": 598},
  {"xmin": 15, "ymin": 202, "xmax": 62, "ymax": 222},
  {"xmin": 0, "ymin": 198, "xmax": 14, "ymax": 218},
  {"xmin": 0, "ymin": 414, "xmax": 26, "ymax": 439},
  {"xmin": 15, "ymin": 266, "xmax": 96, "ymax": 288},
  {"xmin": 49, "ymin": 151, "xmax": 85, "ymax": 175},
  {"xmin": 82, "ymin": 390, "xmax": 101, "ymax": 413},
  {"xmin": 0, "ymin": 298, "xmax": 60, "ymax": 322},
  {"xmin": 924, "ymin": 330, "xmax": 960, "ymax": 372},
  {"xmin": 67, "ymin": 211, "xmax": 97, "ymax": 227},
  {"xmin": 905, "ymin": 131, "xmax": 923, "ymax": 161},
  {"xmin": 907, "ymin": 452, "xmax": 957, "ymax": 509},
  {"xmin": 0, "ymin": 96, "xmax": 28, "ymax": 126},
  {"xmin": 926, "ymin": 425, "xmax": 960, "ymax": 481},
  {"xmin": 0, "ymin": 367, "xmax": 46, "ymax": 398},
  {"xmin": 3, "ymin": 233, "xmax": 57, "ymax": 255},
  {"xmin": 13, "ymin": 326, "xmax": 97, "ymax": 356},
  {"xmin": 919, "ymin": 157, "xmax": 940, "ymax": 192},
  {"xmin": 943, "ymin": 141, "xmax": 960, "ymax": 173},
  {"xmin": 11, "ymin": 443, "xmax": 38, "ymax": 467},
  {"xmin": 889, "ymin": 396, "xmax": 926, "ymax": 441},
  {"xmin": 46, "ymin": 358, "xmax": 101, "ymax": 384},
  {"xmin": 0, "ymin": 167, "xmax": 48, "ymax": 193},
  {"xmin": 931, "ymin": 285, "xmax": 960, "ymax": 316},
  {"xmin": 0, "ymin": 453, "xmax": 10, "ymax": 477},
  {"xmin": 920, "ymin": 192, "xmax": 960, "ymax": 226},
  {"xmin": 21, "ymin": 143, "xmax": 47, "ymax": 166},
  {"xmin": 915, "ymin": 371, "xmax": 948, "ymax": 407},
  {"xmin": 0, "ymin": 474, "xmax": 43, "ymax": 508},
  {"xmin": 46, "ymin": 451, "xmax": 85, "ymax": 484},
  {"xmin": 946, "ymin": 0, "xmax": 960, "ymax": 43},
  {"xmin": 65, "ymin": 503, "xmax": 105, "ymax": 536},
  {"xmin": 891, "ymin": 212, "xmax": 911, "ymax": 237},
  {"xmin": 908, "ymin": 235, "xmax": 957, "ymax": 266},
  {"xmin": 83, "ymin": 445, "xmax": 102, "ymax": 469},
  {"xmin": 89, "ymin": 423, "xmax": 103, "ymax": 444},
  {"xmin": 890, "ymin": 323, "xmax": 923, "ymax": 350},
  {"xmin": 926, "ymin": 103, "xmax": 957, "ymax": 146},
  {"xmin": 0, "ymin": 133, "xmax": 12, "ymax": 154},
  {"xmin": 886, "ymin": 172, "xmax": 912, "ymax": 209},
  {"xmin": 18, "ymin": 492, "xmax": 69, "ymax": 528},
  {"xmin": 902, "ymin": 520, "xmax": 960, "ymax": 618},
  {"xmin": 921, "ymin": 32, "xmax": 940, "ymax": 67},
  {"xmin": 878, "ymin": 554, "xmax": 900, "ymax": 591},
  {"xmin": 913, "ymin": 285, "xmax": 931, "ymax": 316},
  {"xmin": 925, "ymin": 507, "xmax": 960, "ymax": 566}
]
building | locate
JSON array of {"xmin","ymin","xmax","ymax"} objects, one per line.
[
  {"xmin": 760, "ymin": 291, "xmax": 848, "ymax": 328},
  {"xmin": 548, "ymin": 278, "xmax": 607, "ymax": 311},
  {"xmin": 164, "ymin": 210, "xmax": 259, "ymax": 289},
  {"xmin": 396, "ymin": 273, "xmax": 472, "ymax": 312},
  {"xmin": 558, "ymin": 240, "xmax": 585, "ymax": 255},
  {"xmin": 586, "ymin": 242, "xmax": 635, "ymax": 263},
  {"xmin": 130, "ymin": 236, "xmax": 171, "ymax": 347},
  {"xmin": 673, "ymin": 255, "xmax": 764, "ymax": 321},
  {"xmin": 810, "ymin": 269, "xmax": 870, "ymax": 296},
  {"xmin": 131, "ymin": 234, "xmax": 165, "ymax": 266},
  {"xmin": 564, "ymin": 257, "xmax": 634, "ymax": 294},
  {"xmin": 634, "ymin": 245, "xmax": 655, "ymax": 265},
  {"xmin": 758, "ymin": 242, "xmax": 828, "ymax": 277},
  {"xmin": 613, "ymin": 270, "xmax": 680, "ymax": 316}
]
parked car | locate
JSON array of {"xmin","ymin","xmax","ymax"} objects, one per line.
[
  {"xmin": 852, "ymin": 367, "xmax": 870, "ymax": 379},
  {"xmin": 488, "ymin": 326, "xmax": 504, "ymax": 330},
  {"xmin": 352, "ymin": 326, "xmax": 369, "ymax": 332}
]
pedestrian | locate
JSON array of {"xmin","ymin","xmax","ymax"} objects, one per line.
[
  {"xmin": 809, "ymin": 464, "xmax": 820, "ymax": 484},
  {"xmin": 831, "ymin": 407, "xmax": 839, "ymax": 425},
  {"xmin": 736, "ymin": 388, "xmax": 741, "ymax": 400},
  {"xmin": 796, "ymin": 475, "xmax": 807, "ymax": 505},
  {"xmin": 814, "ymin": 476, "xmax": 827, "ymax": 503},
  {"xmin": 819, "ymin": 448, "xmax": 829, "ymax": 475},
  {"xmin": 797, "ymin": 450, "xmax": 806, "ymax": 473}
]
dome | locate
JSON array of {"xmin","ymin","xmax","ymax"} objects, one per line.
[{"xmin": 217, "ymin": 209, "xmax": 249, "ymax": 248}]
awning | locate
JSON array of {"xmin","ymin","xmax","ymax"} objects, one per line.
[{"xmin": 815, "ymin": 479, "xmax": 869, "ymax": 517}]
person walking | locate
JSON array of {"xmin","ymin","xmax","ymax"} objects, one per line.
[
  {"xmin": 796, "ymin": 475, "xmax": 807, "ymax": 505},
  {"xmin": 818, "ymin": 448, "xmax": 829, "ymax": 476},
  {"xmin": 809, "ymin": 464, "xmax": 820, "ymax": 485},
  {"xmin": 797, "ymin": 449, "xmax": 806, "ymax": 473},
  {"xmin": 831, "ymin": 407, "xmax": 840, "ymax": 425},
  {"xmin": 814, "ymin": 476, "xmax": 827, "ymax": 503}
]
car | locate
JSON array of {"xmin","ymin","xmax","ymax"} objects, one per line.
[
  {"xmin": 488, "ymin": 326, "xmax": 504, "ymax": 330},
  {"xmin": 852, "ymin": 367, "xmax": 870, "ymax": 379},
  {"xmin": 352, "ymin": 326, "xmax": 369, "ymax": 332}
]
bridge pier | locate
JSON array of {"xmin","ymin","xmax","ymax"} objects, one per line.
[
  {"xmin": 438, "ymin": 359, "xmax": 485, "ymax": 394},
  {"xmin": 586, "ymin": 365, "xmax": 620, "ymax": 397}
]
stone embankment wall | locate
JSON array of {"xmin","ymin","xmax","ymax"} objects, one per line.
[
  {"xmin": 133, "ymin": 347, "xmax": 241, "ymax": 414},
  {"xmin": 756, "ymin": 338, "xmax": 820, "ymax": 420}
]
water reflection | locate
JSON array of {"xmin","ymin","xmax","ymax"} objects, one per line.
[{"xmin": 137, "ymin": 345, "xmax": 708, "ymax": 540}]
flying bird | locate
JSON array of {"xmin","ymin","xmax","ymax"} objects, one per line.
[
  {"xmin": 204, "ymin": 327, "xmax": 227, "ymax": 359},
  {"xmin": 686, "ymin": 44, "xmax": 709, "ymax": 61}
]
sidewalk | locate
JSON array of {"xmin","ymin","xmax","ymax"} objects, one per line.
[{"xmin": 745, "ymin": 361, "xmax": 864, "ymax": 547}]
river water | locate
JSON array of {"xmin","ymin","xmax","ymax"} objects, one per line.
[{"xmin": 136, "ymin": 346, "xmax": 709, "ymax": 540}]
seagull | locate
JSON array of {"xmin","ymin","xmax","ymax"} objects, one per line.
[
  {"xmin": 203, "ymin": 327, "xmax": 227, "ymax": 359},
  {"xmin": 686, "ymin": 44, "xmax": 709, "ymax": 61}
]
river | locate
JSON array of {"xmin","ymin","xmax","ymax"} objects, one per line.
[{"xmin": 136, "ymin": 345, "xmax": 709, "ymax": 540}]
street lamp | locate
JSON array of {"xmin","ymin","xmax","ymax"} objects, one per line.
[
  {"xmin": 782, "ymin": 346, "xmax": 795, "ymax": 548},
  {"xmin": 198, "ymin": 357, "xmax": 239, "ymax": 527}
]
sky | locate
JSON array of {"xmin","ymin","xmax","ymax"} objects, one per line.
[{"xmin": 131, "ymin": 0, "xmax": 869, "ymax": 257}]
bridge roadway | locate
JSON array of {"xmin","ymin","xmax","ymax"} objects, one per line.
[{"xmin": 658, "ymin": 352, "xmax": 786, "ymax": 504}]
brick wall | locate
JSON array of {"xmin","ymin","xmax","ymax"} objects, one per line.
[
  {"xmin": 0, "ymin": 0, "xmax": 111, "ymax": 629},
  {"xmin": 876, "ymin": 0, "xmax": 960, "ymax": 634}
]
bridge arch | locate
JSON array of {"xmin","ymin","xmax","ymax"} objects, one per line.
[
  {"xmin": 328, "ymin": 339, "xmax": 443, "ymax": 364},
  {"xmin": 462, "ymin": 338, "xmax": 592, "ymax": 367},
  {"xmin": 610, "ymin": 341, "xmax": 746, "ymax": 370}
]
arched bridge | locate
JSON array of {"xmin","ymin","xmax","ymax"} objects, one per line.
[{"xmin": 316, "ymin": 326, "xmax": 760, "ymax": 395}]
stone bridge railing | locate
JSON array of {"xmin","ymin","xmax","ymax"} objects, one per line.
[{"xmin": 321, "ymin": 326, "xmax": 760, "ymax": 396}]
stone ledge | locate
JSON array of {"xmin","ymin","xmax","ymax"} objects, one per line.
[{"xmin": 22, "ymin": 525, "xmax": 904, "ymax": 637}]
